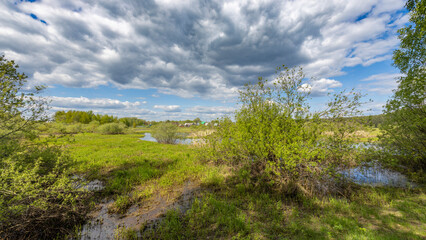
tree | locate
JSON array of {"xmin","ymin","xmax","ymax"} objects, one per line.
[
  {"xmin": 151, "ymin": 123, "xmax": 181, "ymax": 144},
  {"xmin": 205, "ymin": 66, "xmax": 364, "ymax": 196},
  {"xmin": 193, "ymin": 117, "xmax": 201, "ymax": 124},
  {"xmin": 381, "ymin": 0, "xmax": 425, "ymax": 171},
  {"xmin": 0, "ymin": 55, "xmax": 47, "ymax": 140},
  {"xmin": 0, "ymin": 56, "xmax": 91, "ymax": 239}
]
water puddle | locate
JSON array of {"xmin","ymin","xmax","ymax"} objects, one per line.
[
  {"xmin": 78, "ymin": 181, "xmax": 201, "ymax": 239},
  {"xmin": 140, "ymin": 132, "xmax": 193, "ymax": 145},
  {"xmin": 341, "ymin": 163, "xmax": 416, "ymax": 187},
  {"xmin": 72, "ymin": 176, "xmax": 105, "ymax": 192}
]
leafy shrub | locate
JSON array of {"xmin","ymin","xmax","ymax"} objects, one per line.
[
  {"xmin": 0, "ymin": 142, "xmax": 92, "ymax": 239},
  {"xmin": 151, "ymin": 123, "xmax": 181, "ymax": 144},
  {"xmin": 204, "ymin": 66, "xmax": 364, "ymax": 196},
  {"xmin": 0, "ymin": 56, "xmax": 91, "ymax": 239},
  {"xmin": 84, "ymin": 120, "xmax": 100, "ymax": 133},
  {"xmin": 66, "ymin": 123, "xmax": 83, "ymax": 134},
  {"xmin": 97, "ymin": 122, "xmax": 126, "ymax": 135}
]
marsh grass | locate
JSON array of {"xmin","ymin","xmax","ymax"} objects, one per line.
[
  {"xmin": 58, "ymin": 132, "xmax": 424, "ymax": 240},
  {"xmin": 143, "ymin": 177, "xmax": 425, "ymax": 239},
  {"xmin": 59, "ymin": 133, "xmax": 221, "ymax": 212}
]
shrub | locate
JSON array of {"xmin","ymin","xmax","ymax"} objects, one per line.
[
  {"xmin": 84, "ymin": 120, "xmax": 100, "ymax": 133},
  {"xmin": 66, "ymin": 123, "xmax": 83, "ymax": 134},
  {"xmin": 0, "ymin": 56, "xmax": 91, "ymax": 239},
  {"xmin": 97, "ymin": 122, "xmax": 126, "ymax": 135},
  {"xmin": 151, "ymin": 123, "xmax": 181, "ymax": 144},
  {"xmin": 204, "ymin": 66, "xmax": 364, "ymax": 196},
  {"xmin": 0, "ymin": 142, "xmax": 92, "ymax": 239}
]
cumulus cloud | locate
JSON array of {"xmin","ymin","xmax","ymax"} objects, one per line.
[
  {"xmin": 359, "ymin": 73, "xmax": 402, "ymax": 94},
  {"xmin": 0, "ymin": 0, "xmax": 407, "ymax": 99},
  {"xmin": 188, "ymin": 106, "xmax": 235, "ymax": 114},
  {"xmin": 45, "ymin": 96, "xmax": 232, "ymax": 121},
  {"xmin": 360, "ymin": 101, "xmax": 387, "ymax": 115},
  {"xmin": 300, "ymin": 78, "xmax": 342, "ymax": 97},
  {"xmin": 49, "ymin": 96, "xmax": 141, "ymax": 109},
  {"xmin": 154, "ymin": 105, "xmax": 182, "ymax": 112}
]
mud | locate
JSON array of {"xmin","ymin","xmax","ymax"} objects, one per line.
[{"xmin": 79, "ymin": 181, "xmax": 201, "ymax": 240}]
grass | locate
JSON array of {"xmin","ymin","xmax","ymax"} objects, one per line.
[
  {"xmin": 55, "ymin": 131, "xmax": 424, "ymax": 239},
  {"xmin": 57, "ymin": 132, "xmax": 225, "ymax": 213},
  {"xmin": 144, "ymin": 181, "xmax": 425, "ymax": 239},
  {"xmin": 353, "ymin": 128, "xmax": 382, "ymax": 142}
]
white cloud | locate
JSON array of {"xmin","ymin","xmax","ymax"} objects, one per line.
[
  {"xmin": 0, "ymin": 0, "xmax": 407, "ymax": 100},
  {"xmin": 188, "ymin": 106, "xmax": 235, "ymax": 114},
  {"xmin": 360, "ymin": 101, "xmax": 387, "ymax": 115},
  {"xmin": 154, "ymin": 105, "xmax": 182, "ymax": 112},
  {"xmin": 300, "ymin": 78, "xmax": 342, "ymax": 97},
  {"xmin": 359, "ymin": 73, "xmax": 402, "ymax": 94},
  {"xmin": 49, "ymin": 96, "xmax": 141, "ymax": 109}
]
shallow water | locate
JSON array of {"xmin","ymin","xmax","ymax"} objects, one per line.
[
  {"xmin": 341, "ymin": 164, "xmax": 416, "ymax": 187},
  {"xmin": 72, "ymin": 176, "xmax": 105, "ymax": 192},
  {"xmin": 140, "ymin": 132, "xmax": 193, "ymax": 145},
  {"xmin": 78, "ymin": 181, "xmax": 200, "ymax": 240}
]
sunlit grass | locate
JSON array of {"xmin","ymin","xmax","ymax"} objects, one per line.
[
  {"xmin": 143, "ymin": 179, "xmax": 425, "ymax": 239},
  {"xmin": 56, "ymin": 132, "xmax": 424, "ymax": 239}
]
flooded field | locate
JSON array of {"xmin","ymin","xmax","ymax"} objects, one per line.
[{"xmin": 78, "ymin": 181, "xmax": 200, "ymax": 240}]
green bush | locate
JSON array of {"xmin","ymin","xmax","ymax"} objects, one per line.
[
  {"xmin": 66, "ymin": 123, "xmax": 83, "ymax": 134},
  {"xmin": 0, "ymin": 142, "xmax": 92, "ymax": 239},
  {"xmin": 0, "ymin": 56, "xmax": 91, "ymax": 239},
  {"xmin": 151, "ymin": 123, "xmax": 181, "ymax": 144},
  {"xmin": 204, "ymin": 66, "xmax": 364, "ymax": 196},
  {"xmin": 97, "ymin": 122, "xmax": 126, "ymax": 135},
  {"xmin": 84, "ymin": 120, "xmax": 100, "ymax": 133}
]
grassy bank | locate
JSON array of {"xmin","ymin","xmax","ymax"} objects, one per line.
[
  {"xmin": 59, "ymin": 133, "xmax": 226, "ymax": 214},
  {"xmin": 60, "ymin": 132, "xmax": 425, "ymax": 239},
  {"xmin": 145, "ymin": 184, "xmax": 424, "ymax": 239}
]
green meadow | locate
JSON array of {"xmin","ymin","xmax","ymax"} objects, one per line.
[{"xmin": 55, "ymin": 131, "xmax": 424, "ymax": 239}]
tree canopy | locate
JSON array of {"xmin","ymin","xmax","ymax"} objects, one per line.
[
  {"xmin": 381, "ymin": 0, "xmax": 426, "ymax": 171},
  {"xmin": 0, "ymin": 55, "xmax": 47, "ymax": 140}
]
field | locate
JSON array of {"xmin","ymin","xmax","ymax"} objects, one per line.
[{"xmin": 59, "ymin": 131, "xmax": 425, "ymax": 239}]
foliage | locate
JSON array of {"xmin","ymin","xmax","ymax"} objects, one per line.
[
  {"xmin": 54, "ymin": 110, "xmax": 118, "ymax": 124},
  {"xmin": 119, "ymin": 117, "xmax": 148, "ymax": 127},
  {"xmin": 56, "ymin": 128, "xmax": 424, "ymax": 240},
  {"xmin": 204, "ymin": 66, "xmax": 364, "ymax": 195},
  {"xmin": 381, "ymin": 0, "xmax": 426, "ymax": 172},
  {"xmin": 142, "ymin": 178, "xmax": 425, "ymax": 239},
  {"xmin": 97, "ymin": 122, "xmax": 126, "ymax": 135},
  {"xmin": 0, "ymin": 56, "xmax": 91, "ymax": 239},
  {"xmin": 0, "ymin": 141, "xmax": 92, "ymax": 239},
  {"xmin": 0, "ymin": 55, "xmax": 47, "ymax": 141},
  {"xmin": 193, "ymin": 117, "xmax": 201, "ymax": 124},
  {"xmin": 151, "ymin": 123, "xmax": 181, "ymax": 144}
]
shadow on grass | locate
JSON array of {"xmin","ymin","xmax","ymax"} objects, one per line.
[{"xmin": 140, "ymin": 173, "xmax": 425, "ymax": 240}]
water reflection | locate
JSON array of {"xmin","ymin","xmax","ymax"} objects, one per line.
[
  {"xmin": 140, "ymin": 132, "xmax": 193, "ymax": 145},
  {"xmin": 341, "ymin": 163, "xmax": 416, "ymax": 187}
]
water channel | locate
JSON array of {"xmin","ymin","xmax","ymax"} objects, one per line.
[{"xmin": 140, "ymin": 132, "xmax": 193, "ymax": 145}]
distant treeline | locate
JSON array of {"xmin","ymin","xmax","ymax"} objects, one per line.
[
  {"xmin": 54, "ymin": 110, "xmax": 148, "ymax": 127},
  {"xmin": 347, "ymin": 114, "xmax": 385, "ymax": 128},
  {"xmin": 321, "ymin": 114, "xmax": 385, "ymax": 128}
]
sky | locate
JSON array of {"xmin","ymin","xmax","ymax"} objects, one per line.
[{"xmin": 0, "ymin": 0, "xmax": 408, "ymax": 121}]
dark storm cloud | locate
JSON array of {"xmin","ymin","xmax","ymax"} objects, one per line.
[{"xmin": 0, "ymin": 0, "xmax": 407, "ymax": 99}]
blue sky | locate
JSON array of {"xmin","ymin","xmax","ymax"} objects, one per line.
[{"xmin": 1, "ymin": 0, "xmax": 407, "ymax": 121}]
